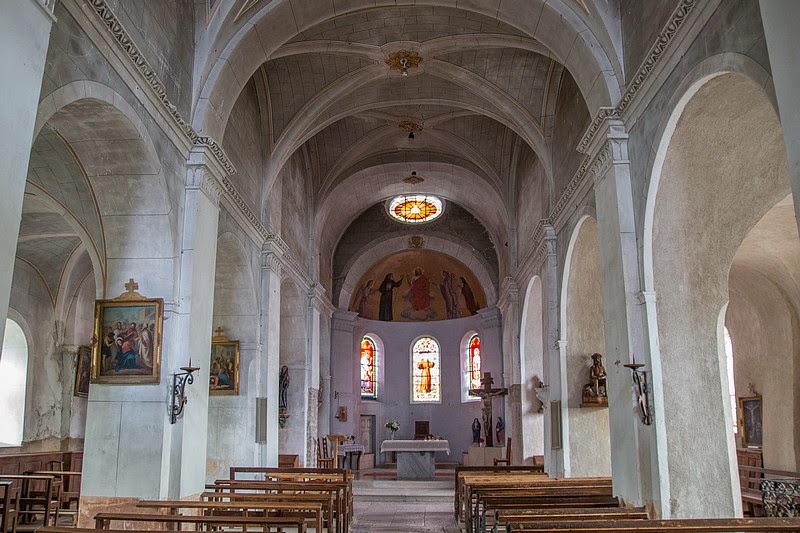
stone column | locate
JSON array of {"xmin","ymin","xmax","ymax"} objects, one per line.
[
  {"xmin": 257, "ymin": 236, "xmax": 285, "ymax": 466},
  {"xmin": 497, "ymin": 279, "xmax": 522, "ymax": 461},
  {"xmin": 162, "ymin": 145, "xmax": 224, "ymax": 497},
  {"xmin": 759, "ymin": 0, "xmax": 800, "ymax": 232},
  {"xmin": 542, "ymin": 225, "xmax": 566, "ymax": 476},
  {"xmin": 304, "ymin": 284, "xmax": 325, "ymax": 465},
  {"xmin": 0, "ymin": 0, "xmax": 55, "ymax": 350},
  {"xmin": 587, "ymin": 119, "xmax": 665, "ymax": 512}
]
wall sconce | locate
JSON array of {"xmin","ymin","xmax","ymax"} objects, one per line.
[
  {"xmin": 623, "ymin": 357, "xmax": 652, "ymax": 426},
  {"xmin": 534, "ymin": 381, "xmax": 549, "ymax": 413},
  {"xmin": 169, "ymin": 359, "xmax": 200, "ymax": 424}
]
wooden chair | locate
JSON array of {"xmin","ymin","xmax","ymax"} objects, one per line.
[
  {"xmin": 494, "ymin": 438, "xmax": 512, "ymax": 466},
  {"xmin": 316, "ymin": 438, "xmax": 334, "ymax": 468}
]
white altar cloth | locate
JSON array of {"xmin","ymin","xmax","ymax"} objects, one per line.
[{"xmin": 380, "ymin": 439, "xmax": 450, "ymax": 454}]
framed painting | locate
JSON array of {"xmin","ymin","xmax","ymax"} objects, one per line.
[
  {"xmin": 91, "ymin": 280, "xmax": 163, "ymax": 384},
  {"xmin": 738, "ymin": 395, "xmax": 762, "ymax": 448},
  {"xmin": 73, "ymin": 345, "xmax": 91, "ymax": 397},
  {"xmin": 210, "ymin": 329, "xmax": 240, "ymax": 395}
]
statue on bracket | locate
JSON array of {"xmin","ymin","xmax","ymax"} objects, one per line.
[{"xmin": 581, "ymin": 353, "xmax": 608, "ymax": 407}]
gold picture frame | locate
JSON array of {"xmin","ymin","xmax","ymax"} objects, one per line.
[
  {"xmin": 91, "ymin": 279, "xmax": 163, "ymax": 384},
  {"xmin": 210, "ymin": 328, "xmax": 240, "ymax": 395},
  {"xmin": 73, "ymin": 345, "xmax": 91, "ymax": 397},
  {"xmin": 738, "ymin": 395, "xmax": 763, "ymax": 448}
]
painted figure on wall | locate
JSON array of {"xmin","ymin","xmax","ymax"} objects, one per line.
[
  {"xmin": 440, "ymin": 270, "xmax": 461, "ymax": 319},
  {"xmin": 496, "ymin": 417, "xmax": 505, "ymax": 444},
  {"xmin": 354, "ymin": 279, "xmax": 375, "ymax": 317},
  {"xmin": 460, "ymin": 276, "xmax": 479, "ymax": 316},
  {"xmin": 378, "ymin": 273, "xmax": 403, "ymax": 321},
  {"xmin": 409, "ymin": 267, "xmax": 432, "ymax": 310},
  {"xmin": 417, "ymin": 358, "xmax": 435, "ymax": 393}
]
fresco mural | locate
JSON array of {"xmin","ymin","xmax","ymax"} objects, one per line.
[{"xmin": 349, "ymin": 250, "xmax": 486, "ymax": 322}]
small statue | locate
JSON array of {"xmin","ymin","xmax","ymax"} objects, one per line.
[
  {"xmin": 471, "ymin": 418, "xmax": 481, "ymax": 444},
  {"xmin": 582, "ymin": 353, "xmax": 608, "ymax": 406},
  {"xmin": 279, "ymin": 365, "xmax": 290, "ymax": 410},
  {"xmin": 495, "ymin": 417, "xmax": 505, "ymax": 444}
]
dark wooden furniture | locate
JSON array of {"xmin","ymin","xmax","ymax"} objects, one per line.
[
  {"xmin": 507, "ymin": 517, "xmax": 800, "ymax": 532},
  {"xmin": 494, "ymin": 438, "xmax": 512, "ymax": 466},
  {"xmin": 0, "ymin": 475, "xmax": 61, "ymax": 530},
  {"xmin": 316, "ymin": 437, "xmax": 335, "ymax": 468},
  {"xmin": 0, "ymin": 481, "xmax": 20, "ymax": 533},
  {"xmin": 414, "ymin": 420, "xmax": 431, "ymax": 440},
  {"xmin": 95, "ymin": 511, "xmax": 308, "ymax": 532}
]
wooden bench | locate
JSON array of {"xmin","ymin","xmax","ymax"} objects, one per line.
[
  {"xmin": 495, "ymin": 505, "xmax": 648, "ymax": 533},
  {"xmin": 202, "ymin": 490, "xmax": 337, "ymax": 533},
  {"xmin": 95, "ymin": 511, "xmax": 308, "ymax": 532},
  {"xmin": 739, "ymin": 465, "xmax": 800, "ymax": 517},
  {"xmin": 455, "ymin": 465, "xmax": 546, "ymax": 519},
  {"xmin": 27, "ymin": 471, "xmax": 81, "ymax": 526},
  {"xmin": 507, "ymin": 517, "xmax": 800, "ymax": 532},
  {"xmin": 206, "ymin": 479, "xmax": 352, "ymax": 532},
  {"xmin": 461, "ymin": 476, "xmax": 613, "ymax": 533}
]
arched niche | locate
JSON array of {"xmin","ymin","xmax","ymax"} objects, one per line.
[
  {"xmin": 520, "ymin": 276, "xmax": 545, "ymax": 462},
  {"xmin": 561, "ymin": 216, "xmax": 610, "ymax": 477},
  {"xmin": 649, "ymin": 72, "xmax": 790, "ymax": 516}
]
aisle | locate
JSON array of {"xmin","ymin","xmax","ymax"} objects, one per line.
[{"xmin": 351, "ymin": 478, "xmax": 461, "ymax": 533}]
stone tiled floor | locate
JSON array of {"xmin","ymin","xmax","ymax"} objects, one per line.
[{"xmin": 351, "ymin": 478, "xmax": 461, "ymax": 532}]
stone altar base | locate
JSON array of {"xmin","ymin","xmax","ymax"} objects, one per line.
[{"xmin": 397, "ymin": 451, "xmax": 436, "ymax": 479}]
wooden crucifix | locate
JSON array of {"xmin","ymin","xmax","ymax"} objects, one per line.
[{"xmin": 469, "ymin": 371, "xmax": 507, "ymax": 447}]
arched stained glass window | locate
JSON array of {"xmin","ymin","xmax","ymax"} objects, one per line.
[
  {"xmin": 361, "ymin": 336, "xmax": 377, "ymax": 398},
  {"xmin": 468, "ymin": 334, "xmax": 481, "ymax": 390},
  {"xmin": 0, "ymin": 319, "xmax": 28, "ymax": 446},
  {"xmin": 411, "ymin": 336, "xmax": 441, "ymax": 403}
]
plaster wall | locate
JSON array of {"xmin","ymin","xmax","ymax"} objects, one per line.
[
  {"xmin": 102, "ymin": 0, "xmax": 195, "ymax": 118},
  {"xmin": 515, "ymin": 148, "xmax": 549, "ymax": 264},
  {"xmin": 564, "ymin": 218, "xmax": 611, "ymax": 477},
  {"xmin": 552, "ymin": 71, "xmax": 590, "ymax": 200},
  {"xmin": 279, "ymin": 153, "xmax": 310, "ymax": 268},
  {"xmin": 63, "ymin": 267, "xmax": 96, "ymax": 441},
  {"xmin": 727, "ymin": 267, "xmax": 798, "ymax": 470},
  {"xmin": 222, "ymin": 78, "xmax": 264, "ymax": 217},
  {"xmin": 619, "ymin": 0, "xmax": 676, "ymax": 79},
  {"xmin": 330, "ymin": 312, "xmax": 504, "ymax": 464}
]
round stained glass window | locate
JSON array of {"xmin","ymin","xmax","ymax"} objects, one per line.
[{"xmin": 387, "ymin": 195, "xmax": 444, "ymax": 224}]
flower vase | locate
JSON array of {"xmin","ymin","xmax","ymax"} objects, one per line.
[{"xmin": 391, "ymin": 431, "xmax": 396, "ymax": 440}]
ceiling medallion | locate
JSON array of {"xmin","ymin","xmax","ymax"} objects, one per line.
[
  {"xmin": 386, "ymin": 50, "xmax": 423, "ymax": 76},
  {"xmin": 399, "ymin": 120, "xmax": 423, "ymax": 140},
  {"xmin": 403, "ymin": 171, "xmax": 424, "ymax": 185},
  {"xmin": 409, "ymin": 236, "xmax": 424, "ymax": 248},
  {"xmin": 387, "ymin": 195, "xmax": 444, "ymax": 225}
]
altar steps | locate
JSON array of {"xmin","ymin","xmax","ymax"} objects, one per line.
[{"xmin": 352, "ymin": 479, "xmax": 454, "ymax": 503}]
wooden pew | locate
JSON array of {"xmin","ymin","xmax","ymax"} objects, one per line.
[
  {"xmin": 495, "ymin": 506, "xmax": 649, "ymax": 533},
  {"xmin": 202, "ymin": 490, "xmax": 337, "ymax": 533},
  {"xmin": 454, "ymin": 465, "xmax": 546, "ymax": 519},
  {"xmin": 28, "ymin": 471, "xmax": 81, "ymax": 526},
  {"xmin": 507, "ymin": 517, "xmax": 800, "ymax": 532},
  {"xmin": 0, "ymin": 475, "xmax": 61, "ymax": 530},
  {"xmin": 210, "ymin": 480, "xmax": 345, "ymax": 526},
  {"xmin": 738, "ymin": 465, "xmax": 800, "ymax": 517},
  {"xmin": 94, "ymin": 511, "xmax": 308, "ymax": 532}
]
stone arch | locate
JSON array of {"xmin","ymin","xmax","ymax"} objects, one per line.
[
  {"xmin": 648, "ymin": 71, "xmax": 790, "ymax": 517},
  {"xmin": 35, "ymin": 81, "xmax": 174, "ymax": 297},
  {"xmin": 519, "ymin": 275, "xmax": 545, "ymax": 463},
  {"xmin": 338, "ymin": 235, "xmax": 497, "ymax": 311},
  {"xmin": 560, "ymin": 215, "xmax": 610, "ymax": 477}
]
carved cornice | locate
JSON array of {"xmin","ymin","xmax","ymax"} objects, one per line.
[
  {"xmin": 478, "ymin": 305, "xmax": 504, "ymax": 329},
  {"xmin": 332, "ymin": 310, "xmax": 359, "ymax": 333},
  {"xmin": 550, "ymin": 156, "xmax": 591, "ymax": 225},
  {"xmin": 220, "ymin": 176, "xmax": 269, "ymax": 242},
  {"xmin": 577, "ymin": 0, "xmax": 698, "ymax": 154},
  {"xmin": 588, "ymin": 142, "xmax": 614, "ymax": 184},
  {"xmin": 86, "ymin": 1, "xmax": 236, "ymax": 176},
  {"xmin": 186, "ymin": 165, "xmax": 223, "ymax": 205}
]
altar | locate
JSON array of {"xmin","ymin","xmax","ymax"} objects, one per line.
[{"xmin": 380, "ymin": 439, "xmax": 450, "ymax": 479}]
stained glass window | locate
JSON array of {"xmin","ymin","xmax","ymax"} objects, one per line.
[
  {"xmin": 467, "ymin": 334, "xmax": 482, "ymax": 391},
  {"xmin": 361, "ymin": 336, "xmax": 377, "ymax": 398},
  {"xmin": 412, "ymin": 336, "xmax": 440, "ymax": 402},
  {"xmin": 387, "ymin": 195, "xmax": 444, "ymax": 224}
]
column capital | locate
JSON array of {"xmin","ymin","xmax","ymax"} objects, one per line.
[
  {"xmin": 477, "ymin": 305, "xmax": 503, "ymax": 329},
  {"xmin": 331, "ymin": 310, "xmax": 359, "ymax": 333},
  {"xmin": 261, "ymin": 234, "xmax": 288, "ymax": 274},
  {"xmin": 638, "ymin": 291, "xmax": 657, "ymax": 304},
  {"xmin": 186, "ymin": 145, "xmax": 227, "ymax": 206},
  {"xmin": 586, "ymin": 119, "xmax": 630, "ymax": 186}
]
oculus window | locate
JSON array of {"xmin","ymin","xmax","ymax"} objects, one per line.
[{"xmin": 387, "ymin": 195, "xmax": 444, "ymax": 224}]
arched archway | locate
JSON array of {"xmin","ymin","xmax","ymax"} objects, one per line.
[{"xmin": 648, "ymin": 72, "xmax": 791, "ymax": 517}]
